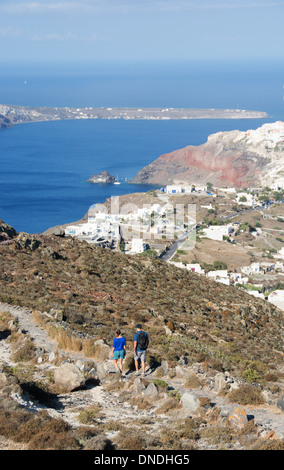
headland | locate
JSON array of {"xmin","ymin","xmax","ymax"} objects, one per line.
[{"xmin": 0, "ymin": 104, "xmax": 268, "ymax": 127}]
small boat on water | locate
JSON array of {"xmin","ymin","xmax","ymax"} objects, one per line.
[{"xmin": 114, "ymin": 175, "xmax": 121, "ymax": 185}]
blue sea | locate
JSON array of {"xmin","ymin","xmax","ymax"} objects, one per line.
[{"xmin": 0, "ymin": 59, "xmax": 283, "ymax": 234}]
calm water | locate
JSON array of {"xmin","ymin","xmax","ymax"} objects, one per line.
[{"xmin": 0, "ymin": 60, "xmax": 283, "ymax": 233}]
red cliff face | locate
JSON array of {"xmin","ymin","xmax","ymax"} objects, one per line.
[{"xmin": 130, "ymin": 138, "xmax": 267, "ymax": 188}]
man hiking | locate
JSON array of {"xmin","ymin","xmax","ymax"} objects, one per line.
[{"xmin": 134, "ymin": 324, "xmax": 149, "ymax": 376}]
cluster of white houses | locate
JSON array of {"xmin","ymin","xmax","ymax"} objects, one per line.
[
  {"xmin": 169, "ymin": 250, "xmax": 284, "ymax": 311},
  {"xmin": 164, "ymin": 181, "xmax": 284, "ymax": 206},
  {"xmin": 65, "ymin": 201, "xmax": 193, "ymax": 253}
]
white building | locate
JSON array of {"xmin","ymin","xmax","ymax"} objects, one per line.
[
  {"xmin": 236, "ymin": 192, "xmax": 255, "ymax": 206},
  {"xmin": 247, "ymin": 290, "xmax": 265, "ymax": 299},
  {"xmin": 186, "ymin": 263, "xmax": 205, "ymax": 274},
  {"xmin": 241, "ymin": 262, "xmax": 260, "ymax": 275},
  {"xmin": 130, "ymin": 238, "xmax": 147, "ymax": 254},
  {"xmin": 207, "ymin": 270, "xmax": 229, "ymax": 284},
  {"xmin": 276, "ymin": 247, "xmax": 284, "ymax": 259},
  {"xmin": 165, "ymin": 184, "xmax": 192, "ymax": 194},
  {"xmin": 271, "ymin": 181, "xmax": 284, "ymax": 191},
  {"xmin": 268, "ymin": 290, "xmax": 284, "ymax": 311},
  {"xmin": 220, "ymin": 187, "xmax": 236, "ymax": 194},
  {"xmin": 202, "ymin": 224, "xmax": 234, "ymax": 241},
  {"xmin": 228, "ymin": 273, "xmax": 249, "ymax": 285}
]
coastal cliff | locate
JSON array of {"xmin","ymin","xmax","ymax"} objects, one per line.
[{"xmin": 130, "ymin": 121, "xmax": 284, "ymax": 188}]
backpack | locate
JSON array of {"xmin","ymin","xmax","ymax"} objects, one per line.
[{"xmin": 137, "ymin": 331, "xmax": 148, "ymax": 350}]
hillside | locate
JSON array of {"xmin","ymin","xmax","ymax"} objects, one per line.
[
  {"xmin": 0, "ymin": 220, "xmax": 283, "ymax": 451},
  {"xmin": 130, "ymin": 121, "xmax": 284, "ymax": 188},
  {"xmin": 0, "ymin": 221, "xmax": 283, "ymax": 377}
]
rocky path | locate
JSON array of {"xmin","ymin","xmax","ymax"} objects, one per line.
[{"xmin": 0, "ymin": 301, "xmax": 283, "ymax": 448}]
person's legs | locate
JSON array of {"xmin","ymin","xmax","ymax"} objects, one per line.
[
  {"xmin": 118, "ymin": 357, "xmax": 123, "ymax": 372},
  {"xmin": 113, "ymin": 358, "xmax": 119, "ymax": 371},
  {"xmin": 134, "ymin": 350, "xmax": 140, "ymax": 373}
]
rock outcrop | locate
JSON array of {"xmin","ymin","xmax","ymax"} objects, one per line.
[
  {"xmin": 130, "ymin": 121, "xmax": 284, "ymax": 188},
  {"xmin": 0, "ymin": 220, "xmax": 18, "ymax": 242},
  {"xmin": 87, "ymin": 171, "xmax": 116, "ymax": 184}
]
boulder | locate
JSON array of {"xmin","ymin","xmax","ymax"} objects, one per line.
[
  {"xmin": 214, "ymin": 372, "xmax": 226, "ymax": 392},
  {"xmin": 52, "ymin": 226, "xmax": 65, "ymax": 237},
  {"xmin": 134, "ymin": 377, "xmax": 146, "ymax": 394},
  {"xmin": 175, "ymin": 365, "xmax": 190, "ymax": 379},
  {"xmin": 95, "ymin": 362, "xmax": 109, "ymax": 380},
  {"xmin": 161, "ymin": 360, "xmax": 169, "ymax": 375},
  {"xmin": 180, "ymin": 392, "xmax": 200, "ymax": 412},
  {"xmin": 228, "ymin": 406, "xmax": 248, "ymax": 429},
  {"xmin": 54, "ymin": 362, "xmax": 85, "ymax": 392},
  {"xmin": 93, "ymin": 340, "xmax": 112, "ymax": 361},
  {"xmin": 144, "ymin": 382, "xmax": 159, "ymax": 398}
]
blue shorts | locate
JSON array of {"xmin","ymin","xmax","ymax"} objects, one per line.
[{"xmin": 113, "ymin": 350, "xmax": 125, "ymax": 360}]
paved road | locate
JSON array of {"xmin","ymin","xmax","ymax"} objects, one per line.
[
  {"xmin": 159, "ymin": 200, "xmax": 284, "ymax": 262},
  {"xmin": 159, "ymin": 229, "xmax": 193, "ymax": 261}
]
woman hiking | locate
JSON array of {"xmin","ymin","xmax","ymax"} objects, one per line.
[{"xmin": 112, "ymin": 329, "xmax": 126, "ymax": 375}]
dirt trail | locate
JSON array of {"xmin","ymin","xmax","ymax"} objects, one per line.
[{"xmin": 0, "ymin": 301, "xmax": 283, "ymax": 446}]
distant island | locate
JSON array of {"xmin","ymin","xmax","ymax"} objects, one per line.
[
  {"xmin": 87, "ymin": 171, "xmax": 116, "ymax": 184},
  {"xmin": 0, "ymin": 104, "xmax": 268, "ymax": 127}
]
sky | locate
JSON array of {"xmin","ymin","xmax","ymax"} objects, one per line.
[{"xmin": 0, "ymin": 0, "xmax": 284, "ymax": 63}]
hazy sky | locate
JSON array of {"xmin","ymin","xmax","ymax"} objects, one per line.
[{"xmin": 0, "ymin": 0, "xmax": 284, "ymax": 63}]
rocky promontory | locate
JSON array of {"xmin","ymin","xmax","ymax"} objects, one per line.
[
  {"xmin": 130, "ymin": 121, "xmax": 284, "ymax": 188},
  {"xmin": 87, "ymin": 171, "xmax": 116, "ymax": 184}
]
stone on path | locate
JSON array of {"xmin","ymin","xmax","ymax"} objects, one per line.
[{"xmin": 54, "ymin": 363, "xmax": 85, "ymax": 392}]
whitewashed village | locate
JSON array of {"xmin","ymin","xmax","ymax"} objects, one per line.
[{"xmin": 64, "ymin": 180, "xmax": 284, "ymax": 312}]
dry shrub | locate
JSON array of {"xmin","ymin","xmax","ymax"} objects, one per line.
[
  {"xmin": 123, "ymin": 353, "xmax": 136, "ymax": 371},
  {"xmin": 228, "ymin": 384, "xmax": 265, "ymax": 405},
  {"xmin": 200, "ymin": 424, "xmax": 237, "ymax": 446},
  {"xmin": 155, "ymin": 366, "xmax": 165, "ymax": 378},
  {"xmin": 114, "ymin": 428, "xmax": 144, "ymax": 450},
  {"xmin": 0, "ymin": 311, "xmax": 13, "ymax": 330},
  {"xmin": 184, "ymin": 374, "xmax": 202, "ymax": 389},
  {"xmin": 159, "ymin": 428, "xmax": 187, "ymax": 450},
  {"xmin": 82, "ymin": 338, "xmax": 96, "ymax": 357},
  {"xmin": 0, "ymin": 404, "xmax": 79, "ymax": 450},
  {"xmin": 155, "ymin": 398, "xmax": 181, "ymax": 415},
  {"xmin": 84, "ymin": 435, "xmax": 113, "ymax": 450},
  {"xmin": 122, "ymin": 436, "xmax": 143, "ymax": 450},
  {"xmin": 11, "ymin": 334, "xmax": 36, "ymax": 362},
  {"xmin": 50, "ymin": 327, "xmax": 83, "ymax": 352},
  {"xmin": 77, "ymin": 405, "xmax": 102, "ymax": 424}
]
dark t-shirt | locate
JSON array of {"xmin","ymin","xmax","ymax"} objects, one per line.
[{"xmin": 134, "ymin": 331, "xmax": 149, "ymax": 351}]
